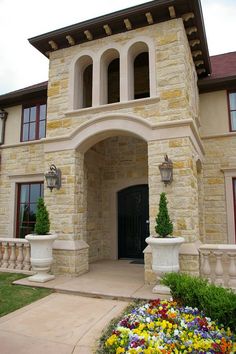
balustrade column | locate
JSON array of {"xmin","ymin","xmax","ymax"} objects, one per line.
[
  {"xmin": 8, "ymin": 242, "xmax": 16, "ymax": 269},
  {"xmin": 0, "ymin": 242, "xmax": 2, "ymax": 266},
  {"xmin": 23, "ymin": 243, "xmax": 31, "ymax": 271},
  {"xmin": 228, "ymin": 252, "xmax": 236, "ymax": 289},
  {"xmin": 201, "ymin": 250, "xmax": 211, "ymax": 282},
  {"xmin": 2, "ymin": 242, "xmax": 9, "ymax": 268},
  {"xmin": 15, "ymin": 243, "xmax": 24, "ymax": 270},
  {"xmin": 214, "ymin": 251, "xmax": 224, "ymax": 286}
]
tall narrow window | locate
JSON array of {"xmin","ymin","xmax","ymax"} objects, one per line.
[
  {"xmin": 74, "ymin": 55, "xmax": 93, "ymax": 109},
  {"xmin": 108, "ymin": 58, "xmax": 120, "ymax": 104},
  {"xmin": 21, "ymin": 103, "xmax": 46, "ymax": 142},
  {"xmin": 134, "ymin": 52, "xmax": 150, "ymax": 99},
  {"xmin": 228, "ymin": 92, "xmax": 236, "ymax": 131},
  {"xmin": 83, "ymin": 64, "xmax": 93, "ymax": 108},
  {"xmin": 16, "ymin": 182, "xmax": 44, "ymax": 238}
]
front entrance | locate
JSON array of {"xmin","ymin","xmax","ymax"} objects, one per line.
[{"xmin": 118, "ymin": 184, "xmax": 149, "ymax": 259}]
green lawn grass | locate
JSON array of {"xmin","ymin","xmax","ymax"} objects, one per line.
[{"xmin": 0, "ymin": 272, "xmax": 52, "ymax": 317}]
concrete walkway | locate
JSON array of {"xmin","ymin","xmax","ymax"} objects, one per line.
[
  {"xmin": 0, "ymin": 260, "xmax": 162, "ymax": 354},
  {"xmin": 0, "ymin": 293, "xmax": 128, "ymax": 354},
  {"xmin": 14, "ymin": 260, "xmax": 159, "ymax": 301}
]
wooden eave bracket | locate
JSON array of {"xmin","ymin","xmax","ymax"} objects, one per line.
[
  {"xmin": 192, "ymin": 50, "xmax": 202, "ymax": 58},
  {"xmin": 189, "ymin": 39, "xmax": 200, "ymax": 47},
  {"xmin": 186, "ymin": 26, "xmax": 197, "ymax": 36},
  {"xmin": 145, "ymin": 12, "xmax": 153, "ymax": 25},
  {"xmin": 124, "ymin": 18, "xmax": 132, "ymax": 30},
  {"xmin": 84, "ymin": 30, "xmax": 93, "ymax": 41},
  {"xmin": 48, "ymin": 40, "xmax": 58, "ymax": 50},
  {"xmin": 103, "ymin": 24, "xmax": 112, "ymax": 36},
  {"xmin": 194, "ymin": 60, "xmax": 204, "ymax": 67},
  {"xmin": 66, "ymin": 35, "xmax": 75, "ymax": 46},
  {"xmin": 168, "ymin": 6, "xmax": 176, "ymax": 19},
  {"xmin": 182, "ymin": 12, "xmax": 195, "ymax": 22}
]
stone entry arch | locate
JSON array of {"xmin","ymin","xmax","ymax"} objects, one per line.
[{"xmin": 84, "ymin": 134, "xmax": 148, "ymax": 262}]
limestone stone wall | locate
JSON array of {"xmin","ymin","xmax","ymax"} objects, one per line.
[
  {"xmin": 0, "ymin": 15, "xmax": 204, "ymax": 278},
  {"xmin": 44, "ymin": 149, "xmax": 84, "ymax": 241},
  {"xmin": 46, "ymin": 18, "xmax": 199, "ymax": 138},
  {"xmin": 148, "ymin": 137, "xmax": 200, "ymax": 242},
  {"xmin": 202, "ymin": 136, "xmax": 236, "ymax": 244},
  {"xmin": 84, "ymin": 146, "xmax": 103, "ymax": 262},
  {"xmin": 0, "ymin": 143, "xmax": 44, "ymax": 238}
]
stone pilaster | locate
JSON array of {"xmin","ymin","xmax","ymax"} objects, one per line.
[{"xmin": 44, "ymin": 149, "xmax": 89, "ymax": 275}]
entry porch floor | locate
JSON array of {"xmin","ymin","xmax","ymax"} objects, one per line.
[{"xmin": 14, "ymin": 260, "xmax": 159, "ymax": 301}]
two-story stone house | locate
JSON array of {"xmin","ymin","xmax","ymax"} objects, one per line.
[{"xmin": 0, "ymin": 0, "xmax": 236, "ymax": 283}]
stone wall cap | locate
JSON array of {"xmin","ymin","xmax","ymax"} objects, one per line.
[
  {"xmin": 199, "ymin": 244, "xmax": 236, "ymax": 251},
  {"xmin": 53, "ymin": 239, "xmax": 89, "ymax": 251}
]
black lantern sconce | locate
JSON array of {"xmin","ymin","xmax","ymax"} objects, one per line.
[
  {"xmin": 0, "ymin": 109, "xmax": 8, "ymax": 145},
  {"xmin": 159, "ymin": 155, "xmax": 173, "ymax": 185},
  {"xmin": 45, "ymin": 164, "xmax": 61, "ymax": 192}
]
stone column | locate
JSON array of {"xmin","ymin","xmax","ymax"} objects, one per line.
[
  {"xmin": 92, "ymin": 56, "xmax": 101, "ymax": 106},
  {"xmin": 145, "ymin": 137, "xmax": 200, "ymax": 282},
  {"xmin": 119, "ymin": 51, "xmax": 129, "ymax": 102},
  {"xmin": 44, "ymin": 149, "xmax": 89, "ymax": 276}
]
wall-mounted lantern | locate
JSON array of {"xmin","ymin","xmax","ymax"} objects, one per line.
[
  {"xmin": 0, "ymin": 109, "xmax": 8, "ymax": 145},
  {"xmin": 159, "ymin": 155, "xmax": 173, "ymax": 185},
  {"xmin": 45, "ymin": 164, "xmax": 61, "ymax": 192}
]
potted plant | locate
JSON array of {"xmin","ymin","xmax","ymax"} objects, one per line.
[
  {"xmin": 26, "ymin": 197, "xmax": 57, "ymax": 282},
  {"xmin": 145, "ymin": 192, "xmax": 184, "ymax": 293}
]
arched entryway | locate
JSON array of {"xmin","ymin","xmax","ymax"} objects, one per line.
[
  {"xmin": 118, "ymin": 184, "xmax": 149, "ymax": 259},
  {"xmin": 84, "ymin": 135, "xmax": 148, "ymax": 263}
]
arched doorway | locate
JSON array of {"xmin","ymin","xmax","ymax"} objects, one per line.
[
  {"xmin": 84, "ymin": 135, "xmax": 148, "ymax": 262},
  {"xmin": 118, "ymin": 184, "xmax": 149, "ymax": 259}
]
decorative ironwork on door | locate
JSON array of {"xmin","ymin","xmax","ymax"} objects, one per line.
[{"xmin": 118, "ymin": 184, "xmax": 149, "ymax": 259}]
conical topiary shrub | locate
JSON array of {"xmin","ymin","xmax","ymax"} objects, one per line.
[
  {"xmin": 155, "ymin": 192, "xmax": 173, "ymax": 237},
  {"xmin": 34, "ymin": 197, "xmax": 50, "ymax": 235}
]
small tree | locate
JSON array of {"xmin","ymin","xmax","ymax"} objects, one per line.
[
  {"xmin": 155, "ymin": 192, "xmax": 173, "ymax": 237},
  {"xmin": 34, "ymin": 197, "xmax": 50, "ymax": 235}
]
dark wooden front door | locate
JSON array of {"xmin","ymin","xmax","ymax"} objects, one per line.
[{"xmin": 118, "ymin": 184, "xmax": 149, "ymax": 259}]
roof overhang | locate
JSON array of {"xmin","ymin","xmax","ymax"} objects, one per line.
[
  {"xmin": 28, "ymin": 0, "xmax": 211, "ymax": 78},
  {"xmin": 198, "ymin": 76, "xmax": 236, "ymax": 94},
  {"xmin": 0, "ymin": 82, "xmax": 47, "ymax": 108}
]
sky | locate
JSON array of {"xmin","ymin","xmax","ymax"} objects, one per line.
[{"xmin": 0, "ymin": 0, "xmax": 236, "ymax": 95}]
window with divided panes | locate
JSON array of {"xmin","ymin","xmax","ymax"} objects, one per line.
[
  {"xmin": 16, "ymin": 182, "xmax": 44, "ymax": 238},
  {"xmin": 21, "ymin": 103, "xmax": 46, "ymax": 141}
]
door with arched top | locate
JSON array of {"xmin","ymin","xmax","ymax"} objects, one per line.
[{"xmin": 118, "ymin": 184, "xmax": 149, "ymax": 259}]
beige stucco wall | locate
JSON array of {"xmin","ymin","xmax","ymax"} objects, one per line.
[
  {"xmin": 4, "ymin": 105, "xmax": 22, "ymax": 145},
  {"xmin": 199, "ymin": 91, "xmax": 229, "ymax": 137}
]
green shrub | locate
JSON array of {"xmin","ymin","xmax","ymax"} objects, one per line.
[
  {"xmin": 155, "ymin": 192, "xmax": 173, "ymax": 237},
  {"xmin": 34, "ymin": 197, "xmax": 50, "ymax": 235},
  {"xmin": 161, "ymin": 272, "xmax": 236, "ymax": 331}
]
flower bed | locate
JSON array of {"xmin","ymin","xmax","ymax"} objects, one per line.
[{"xmin": 105, "ymin": 299, "xmax": 234, "ymax": 354}]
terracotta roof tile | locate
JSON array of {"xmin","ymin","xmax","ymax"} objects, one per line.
[{"xmin": 210, "ymin": 52, "xmax": 236, "ymax": 79}]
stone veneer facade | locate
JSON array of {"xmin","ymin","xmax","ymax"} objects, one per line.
[
  {"xmin": 1, "ymin": 16, "xmax": 235, "ymax": 283},
  {"xmin": 44, "ymin": 18, "xmax": 203, "ymax": 280}
]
